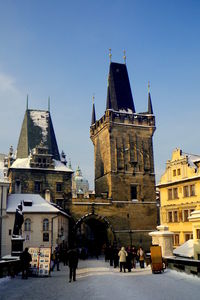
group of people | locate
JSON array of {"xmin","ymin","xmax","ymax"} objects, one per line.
[
  {"xmin": 19, "ymin": 244, "xmax": 79, "ymax": 282},
  {"xmin": 105, "ymin": 245, "xmax": 145, "ymax": 272},
  {"xmin": 19, "ymin": 244, "xmax": 145, "ymax": 281}
]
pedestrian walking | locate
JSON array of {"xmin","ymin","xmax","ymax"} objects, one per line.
[
  {"xmin": 67, "ymin": 247, "xmax": 79, "ymax": 282},
  {"xmin": 52, "ymin": 246, "xmax": 60, "ymax": 271},
  {"xmin": 126, "ymin": 246, "xmax": 133, "ymax": 272},
  {"xmin": 20, "ymin": 247, "xmax": 32, "ymax": 279},
  {"xmin": 138, "ymin": 246, "xmax": 145, "ymax": 268},
  {"xmin": 118, "ymin": 246, "xmax": 127, "ymax": 272},
  {"xmin": 62, "ymin": 245, "xmax": 68, "ymax": 266},
  {"xmin": 113, "ymin": 247, "xmax": 119, "ymax": 268},
  {"xmin": 109, "ymin": 245, "xmax": 114, "ymax": 266},
  {"xmin": 131, "ymin": 245, "xmax": 137, "ymax": 268}
]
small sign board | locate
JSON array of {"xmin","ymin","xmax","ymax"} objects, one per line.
[{"xmin": 29, "ymin": 247, "xmax": 51, "ymax": 276}]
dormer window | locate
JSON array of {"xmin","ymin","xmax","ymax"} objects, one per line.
[{"xmin": 23, "ymin": 200, "xmax": 32, "ymax": 206}]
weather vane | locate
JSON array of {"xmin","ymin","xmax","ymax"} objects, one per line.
[
  {"xmin": 109, "ymin": 48, "xmax": 112, "ymax": 63},
  {"xmin": 123, "ymin": 50, "xmax": 126, "ymax": 64},
  {"xmin": 148, "ymin": 81, "xmax": 150, "ymax": 93},
  {"xmin": 48, "ymin": 96, "xmax": 50, "ymax": 111},
  {"xmin": 26, "ymin": 94, "xmax": 29, "ymax": 110}
]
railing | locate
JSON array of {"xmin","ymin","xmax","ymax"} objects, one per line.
[
  {"xmin": 0, "ymin": 258, "xmax": 21, "ymax": 278},
  {"xmin": 164, "ymin": 256, "xmax": 200, "ymax": 277}
]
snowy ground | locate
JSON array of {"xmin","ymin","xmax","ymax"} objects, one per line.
[{"xmin": 0, "ymin": 258, "xmax": 200, "ymax": 300}]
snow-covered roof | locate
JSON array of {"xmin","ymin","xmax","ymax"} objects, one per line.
[
  {"xmin": 173, "ymin": 239, "xmax": 194, "ymax": 258},
  {"xmin": 188, "ymin": 208, "xmax": 200, "ymax": 221},
  {"xmin": 30, "ymin": 110, "xmax": 48, "ymax": 143},
  {"xmin": 183, "ymin": 152, "xmax": 200, "ymax": 163},
  {"xmin": 6, "ymin": 194, "xmax": 69, "ymax": 216},
  {"xmin": 53, "ymin": 159, "xmax": 72, "ymax": 172},
  {"xmin": 10, "ymin": 157, "xmax": 72, "ymax": 172},
  {"xmin": 118, "ymin": 108, "xmax": 134, "ymax": 114},
  {"xmin": 182, "ymin": 152, "xmax": 200, "ymax": 170}
]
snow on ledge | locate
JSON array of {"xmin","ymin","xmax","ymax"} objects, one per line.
[
  {"xmin": 10, "ymin": 158, "xmax": 72, "ymax": 172},
  {"xmin": 173, "ymin": 239, "xmax": 194, "ymax": 258}
]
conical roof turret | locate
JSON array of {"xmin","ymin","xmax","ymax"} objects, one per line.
[
  {"xmin": 106, "ymin": 62, "xmax": 135, "ymax": 112},
  {"xmin": 91, "ymin": 101, "xmax": 96, "ymax": 125},
  {"xmin": 148, "ymin": 91, "xmax": 153, "ymax": 114}
]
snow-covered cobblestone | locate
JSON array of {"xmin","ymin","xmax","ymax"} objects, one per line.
[{"xmin": 0, "ymin": 258, "xmax": 199, "ymax": 300}]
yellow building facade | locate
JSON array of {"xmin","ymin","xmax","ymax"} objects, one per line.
[{"xmin": 158, "ymin": 148, "xmax": 200, "ymax": 247}]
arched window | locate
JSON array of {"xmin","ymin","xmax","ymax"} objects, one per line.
[
  {"xmin": 43, "ymin": 218, "xmax": 49, "ymax": 231},
  {"xmin": 24, "ymin": 218, "xmax": 31, "ymax": 231}
]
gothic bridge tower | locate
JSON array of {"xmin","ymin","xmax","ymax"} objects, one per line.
[
  {"xmin": 69, "ymin": 56, "xmax": 157, "ymax": 250},
  {"xmin": 90, "ymin": 60, "xmax": 156, "ymax": 203}
]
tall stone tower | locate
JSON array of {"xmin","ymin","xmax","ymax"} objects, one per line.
[{"xmin": 90, "ymin": 61, "xmax": 156, "ymax": 203}]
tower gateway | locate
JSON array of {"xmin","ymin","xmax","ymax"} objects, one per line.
[
  {"xmin": 90, "ymin": 61, "xmax": 156, "ymax": 203},
  {"xmin": 64, "ymin": 58, "xmax": 158, "ymax": 251}
]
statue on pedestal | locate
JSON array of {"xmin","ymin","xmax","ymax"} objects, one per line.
[{"xmin": 13, "ymin": 202, "xmax": 24, "ymax": 236}]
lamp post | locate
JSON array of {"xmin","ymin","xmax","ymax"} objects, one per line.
[
  {"xmin": 51, "ymin": 215, "xmax": 58, "ymax": 252},
  {"xmin": 127, "ymin": 213, "xmax": 132, "ymax": 246}
]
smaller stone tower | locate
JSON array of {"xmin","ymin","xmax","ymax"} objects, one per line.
[{"xmin": 8, "ymin": 107, "xmax": 73, "ymax": 207}]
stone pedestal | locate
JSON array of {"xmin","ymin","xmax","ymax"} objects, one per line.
[
  {"xmin": 189, "ymin": 206, "xmax": 200, "ymax": 260},
  {"xmin": 11, "ymin": 236, "xmax": 25, "ymax": 256},
  {"xmin": 149, "ymin": 225, "xmax": 174, "ymax": 257}
]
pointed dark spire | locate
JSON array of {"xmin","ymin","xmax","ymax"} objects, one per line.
[
  {"xmin": 106, "ymin": 87, "xmax": 112, "ymax": 109},
  {"xmin": 91, "ymin": 96, "xmax": 96, "ymax": 125},
  {"xmin": 106, "ymin": 62, "xmax": 135, "ymax": 112},
  {"xmin": 147, "ymin": 82, "xmax": 153, "ymax": 114}
]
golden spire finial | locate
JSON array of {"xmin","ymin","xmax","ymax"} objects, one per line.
[
  {"xmin": 123, "ymin": 50, "xmax": 126, "ymax": 64},
  {"xmin": 148, "ymin": 81, "xmax": 150, "ymax": 93},
  {"xmin": 109, "ymin": 48, "xmax": 112, "ymax": 63}
]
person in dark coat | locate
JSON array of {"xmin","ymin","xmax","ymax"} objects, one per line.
[
  {"xmin": 113, "ymin": 247, "xmax": 119, "ymax": 268},
  {"xmin": 109, "ymin": 245, "xmax": 114, "ymax": 266},
  {"xmin": 20, "ymin": 247, "xmax": 32, "ymax": 279},
  {"xmin": 67, "ymin": 247, "xmax": 79, "ymax": 282},
  {"xmin": 126, "ymin": 246, "xmax": 133, "ymax": 272},
  {"xmin": 131, "ymin": 245, "xmax": 137, "ymax": 268}
]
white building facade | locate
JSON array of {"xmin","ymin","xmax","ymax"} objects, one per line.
[{"xmin": 1, "ymin": 194, "xmax": 70, "ymax": 257}]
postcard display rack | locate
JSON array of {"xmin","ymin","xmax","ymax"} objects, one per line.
[{"xmin": 29, "ymin": 247, "xmax": 51, "ymax": 276}]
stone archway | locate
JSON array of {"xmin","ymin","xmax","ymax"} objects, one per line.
[{"xmin": 74, "ymin": 213, "xmax": 116, "ymax": 257}]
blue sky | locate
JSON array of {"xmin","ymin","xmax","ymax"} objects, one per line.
[{"xmin": 0, "ymin": 0, "xmax": 200, "ymax": 188}]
